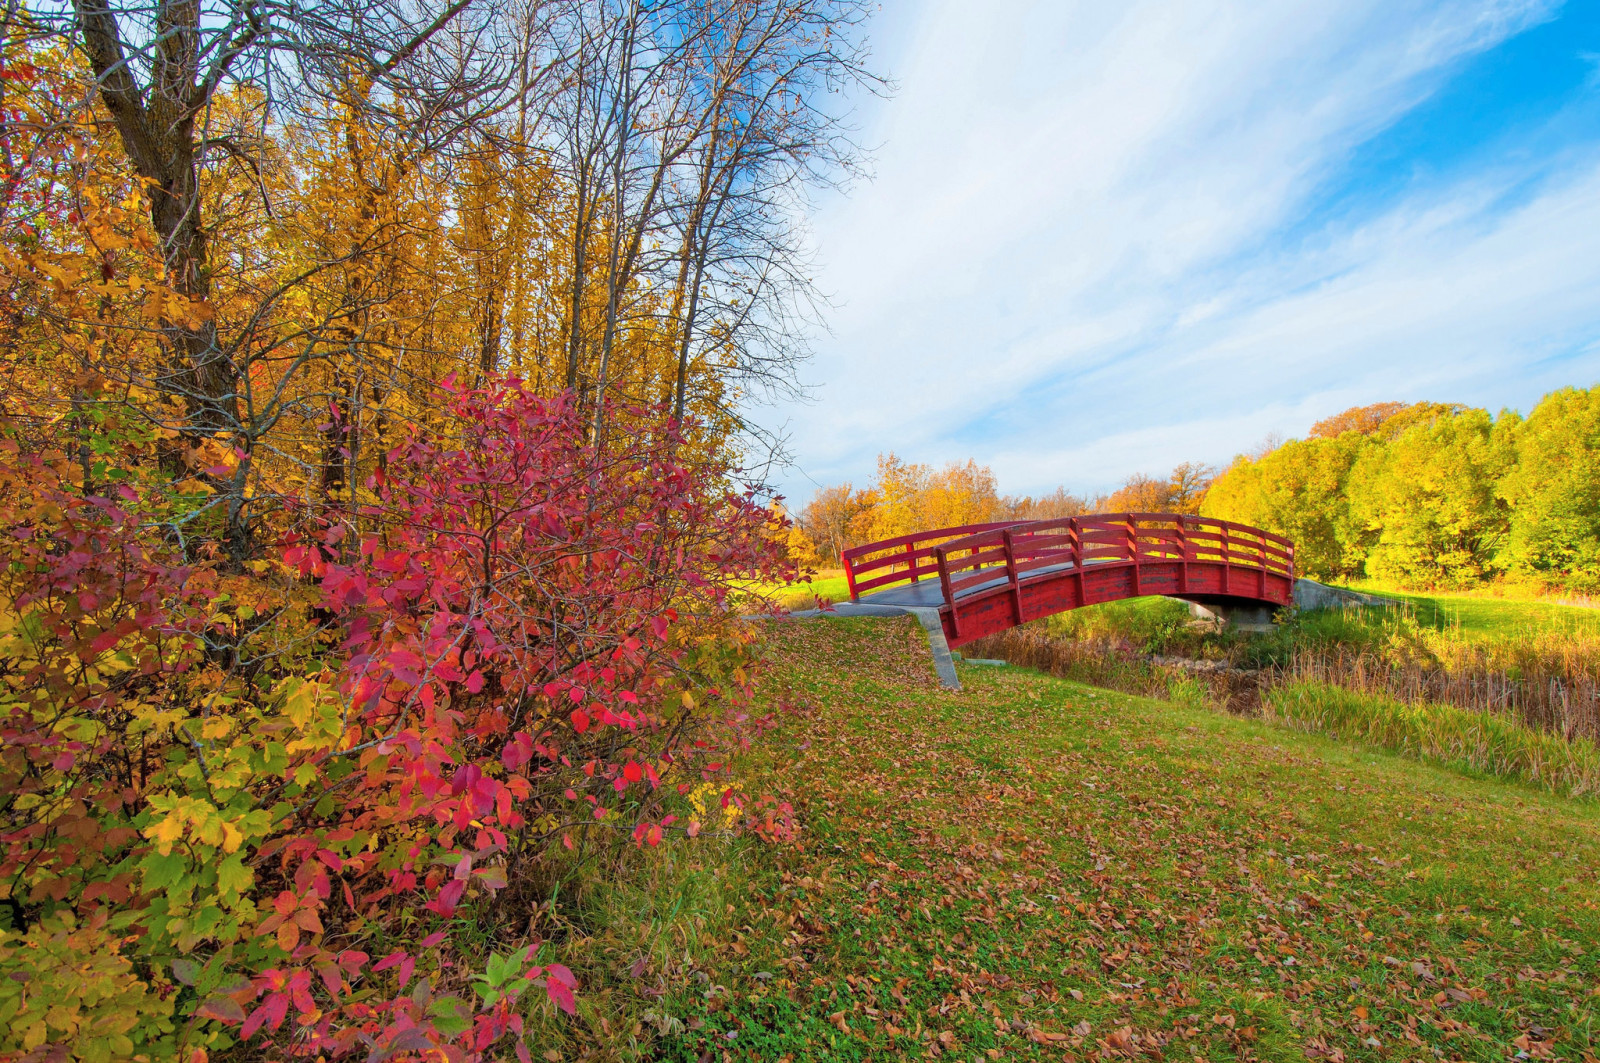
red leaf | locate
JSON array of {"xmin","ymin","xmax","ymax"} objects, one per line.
[
  {"xmin": 570, "ymin": 709, "xmax": 590, "ymax": 734},
  {"xmin": 240, "ymin": 1003, "xmax": 270, "ymax": 1041},
  {"xmin": 546, "ymin": 974, "xmax": 576, "ymax": 1015}
]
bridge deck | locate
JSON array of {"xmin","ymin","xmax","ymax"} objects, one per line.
[{"xmin": 858, "ymin": 561, "xmax": 1079, "ymax": 609}]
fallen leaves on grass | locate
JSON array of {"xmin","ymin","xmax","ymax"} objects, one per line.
[{"xmin": 656, "ymin": 617, "xmax": 1600, "ymax": 1062}]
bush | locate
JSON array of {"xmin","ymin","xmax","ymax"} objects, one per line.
[{"xmin": 0, "ymin": 380, "xmax": 791, "ymax": 1061}]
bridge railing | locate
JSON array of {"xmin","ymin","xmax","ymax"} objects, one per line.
[
  {"xmin": 839, "ymin": 522, "xmax": 1018, "ymax": 599},
  {"xmin": 929, "ymin": 513, "xmax": 1293, "ymax": 606},
  {"xmin": 842, "ymin": 513, "xmax": 1293, "ymax": 607}
]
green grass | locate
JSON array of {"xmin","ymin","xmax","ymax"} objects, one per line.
[
  {"xmin": 632, "ymin": 618, "xmax": 1600, "ymax": 1062},
  {"xmin": 745, "ymin": 569, "xmax": 855, "ymax": 610},
  {"xmin": 1342, "ymin": 583, "xmax": 1600, "ymax": 642}
]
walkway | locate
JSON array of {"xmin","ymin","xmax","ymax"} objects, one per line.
[{"xmin": 843, "ymin": 512, "xmax": 1296, "ymax": 648}]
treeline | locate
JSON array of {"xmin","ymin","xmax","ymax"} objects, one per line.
[
  {"xmin": 796, "ymin": 386, "xmax": 1600, "ymax": 593},
  {"xmin": 1202, "ymin": 388, "xmax": 1600, "ymax": 591},
  {"xmin": 790, "ymin": 453, "xmax": 1213, "ymax": 565}
]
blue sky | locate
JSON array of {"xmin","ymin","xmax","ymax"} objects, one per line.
[{"xmin": 763, "ymin": 0, "xmax": 1600, "ymax": 505}]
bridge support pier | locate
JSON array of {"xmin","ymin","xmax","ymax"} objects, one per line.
[
  {"xmin": 906, "ymin": 608, "xmax": 962, "ymax": 691},
  {"xmin": 1184, "ymin": 600, "xmax": 1278, "ymax": 633}
]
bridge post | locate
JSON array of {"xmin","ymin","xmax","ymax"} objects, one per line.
[
  {"xmin": 935, "ymin": 545, "xmax": 959, "ymax": 640},
  {"xmin": 1176, "ymin": 516, "xmax": 1189, "ymax": 594},
  {"xmin": 1002, "ymin": 527, "xmax": 1023, "ymax": 626},
  {"xmin": 842, "ymin": 550, "xmax": 859, "ymax": 601},
  {"xmin": 1126, "ymin": 520, "xmax": 1141, "ymax": 596},
  {"xmin": 906, "ymin": 540, "xmax": 919, "ymax": 582},
  {"xmin": 1068, "ymin": 517, "xmax": 1084, "ymax": 608},
  {"xmin": 1221, "ymin": 524, "xmax": 1231, "ymax": 595}
]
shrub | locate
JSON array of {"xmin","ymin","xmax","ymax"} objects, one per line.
[{"xmin": 0, "ymin": 380, "xmax": 791, "ymax": 1061}]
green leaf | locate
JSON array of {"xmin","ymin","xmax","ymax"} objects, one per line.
[
  {"xmin": 141, "ymin": 851, "xmax": 189, "ymax": 893},
  {"xmin": 216, "ymin": 854, "xmax": 253, "ymax": 897},
  {"xmin": 427, "ymin": 995, "xmax": 472, "ymax": 1036}
]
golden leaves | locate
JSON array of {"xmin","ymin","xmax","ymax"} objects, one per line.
[{"xmin": 141, "ymin": 795, "xmax": 245, "ymax": 857}]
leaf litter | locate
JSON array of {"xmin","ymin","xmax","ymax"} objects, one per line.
[{"xmin": 654, "ymin": 617, "xmax": 1599, "ymax": 1062}]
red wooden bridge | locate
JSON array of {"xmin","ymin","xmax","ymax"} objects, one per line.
[{"xmin": 840, "ymin": 513, "xmax": 1295, "ymax": 648}]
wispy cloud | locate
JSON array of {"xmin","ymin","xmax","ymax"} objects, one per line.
[{"xmin": 771, "ymin": 0, "xmax": 1600, "ymax": 499}]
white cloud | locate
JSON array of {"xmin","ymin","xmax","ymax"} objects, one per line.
[{"xmin": 771, "ymin": 0, "xmax": 1596, "ymax": 499}]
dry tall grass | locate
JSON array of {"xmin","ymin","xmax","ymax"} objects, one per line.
[
  {"xmin": 967, "ymin": 615, "xmax": 1600, "ymax": 797},
  {"xmin": 1283, "ymin": 645, "xmax": 1600, "ymax": 741},
  {"xmin": 1264, "ymin": 680, "xmax": 1600, "ymax": 798}
]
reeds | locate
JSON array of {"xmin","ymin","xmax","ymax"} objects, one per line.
[
  {"xmin": 1263, "ymin": 680, "xmax": 1600, "ymax": 798},
  {"xmin": 1282, "ymin": 644, "xmax": 1600, "ymax": 742},
  {"xmin": 967, "ymin": 607, "xmax": 1600, "ymax": 797}
]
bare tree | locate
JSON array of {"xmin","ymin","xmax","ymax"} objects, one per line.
[
  {"xmin": 661, "ymin": 0, "xmax": 880, "ymax": 427},
  {"xmin": 526, "ymin": 0, "xmax": 880, "ymax": 439}
]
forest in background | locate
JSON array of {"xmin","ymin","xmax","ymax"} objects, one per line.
[{"xmin": 793, "ymin": 386, "xmax": 1600, "ymax": 595}]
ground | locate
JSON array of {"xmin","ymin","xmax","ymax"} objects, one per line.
[{"xmin": 644, "ymin": 617, "xmax": 1600, "ymax": 1062}]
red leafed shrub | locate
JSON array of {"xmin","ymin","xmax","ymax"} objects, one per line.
[{"xmin": 0, "ymin": 381, "xmax": 793, "ymax": 1061}]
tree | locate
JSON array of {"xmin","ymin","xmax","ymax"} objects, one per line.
[
  {"xmin": 15, "ymin": 0, "xmax": 882, "ymax": 566},
  {"xmin": 1105, "ymin": 473, "xmax": 1173, "ymax": 513},
  {"xmin": 1349, "ymin": 407, "xmax": 1512, "ymax": 587},
  {"xmin": 1202, "ymin": 436, "xmax": 1369, "ymax": 581},
  {"xmin": 922, "ymin": 458, "xmax": 1001, "ymax": 529},
  {"xmin": 1167, "ymin": 461, "xmax": 1214, "ymax": 514},
  {"xmin": 799, "ymin": 481, "xmax": 876, "ymax": 562},
  {"xmin": 1499, "ymin": 386, "xmax": 1600, "ymax": 590},
  {"xmin": 1002, "ymin": 486, "xmax": 1089, "ymax": 521},
  {"xmin": 1309, "ymin": 401, "xmax": 1409, "ymax": 439},
  {"xmin": 55, "ymin": 0, "xmax": 494, "ymax": 559}
]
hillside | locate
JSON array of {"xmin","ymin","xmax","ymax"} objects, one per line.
[{"xmin": 643, "ymin": 617, "xmax": 1600, "ymax": 1062}]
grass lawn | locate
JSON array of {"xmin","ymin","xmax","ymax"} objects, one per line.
[
  {"xmin": 749, "ymin": 569, "xmax": 856, "ymax": 610},
  {"xmin": 641, "ymin": 617, "xmax": 1600, "ymax": 1062},
  {"xmin": 1341, "ymin": 584, "xmax": 1600, "ymax": 642}
]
